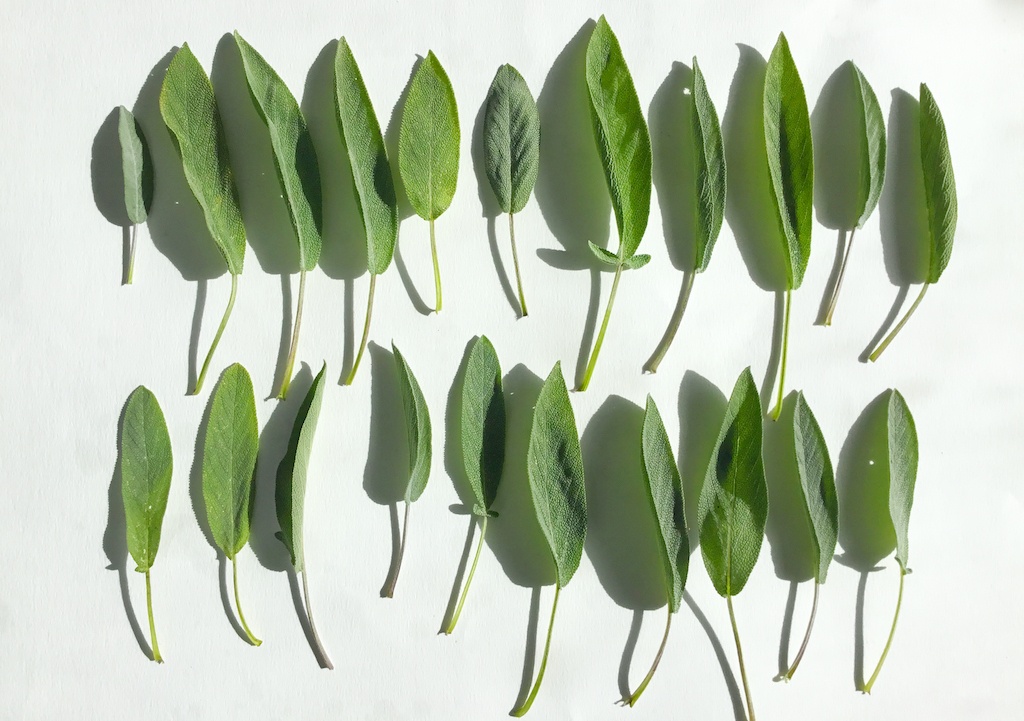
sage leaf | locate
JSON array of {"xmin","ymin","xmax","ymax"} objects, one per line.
[
  {"xmin": 578, "ymin": 16, "xmax": 653, "ymax": 391},
  {"xmin": 398, "ymin": 51, "xmax": 460, "ymax": 313},
  {"xmin": 160, "ymin": 44, "xmax": 246, "ymax": 396},
  {"xmin": 118, "ymin": 106, "xmax": 149, "ymax": 284},
  {"xmin": 120, "ymin": 385, "xmax": 173, "ymax": 663},
  {"xmin": 335, "ymin": 37, "xmax": 399, "ymax": 385},
  {"xmin": 201, "ymin": 363, "xmax": 262, "ymax": 646},
  {"xmin": 589, "ymin": 242, "xmax": 650, "ymax": 269}
]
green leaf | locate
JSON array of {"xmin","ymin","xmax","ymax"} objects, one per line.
[
  {"xmin": 885, "ymin": 390, "xmax": 918, "ymax": 570},
  {"xmin": 118, "ymin": 106, "xmax": 148, "ymax": 225},
  {"xmin": 919, "ymin": 83, "xmax": 958, "ymax": 284},
  {"xmin": 393, "ymin": 344, "xmax": 432, "ymax": 502},
  {"xmin": 483, "ymin": 64, "xmax": 540, "ymax": 215},
  {"xmin": 585, "ymin": 16, "xmax": 652, "ymax": 260},
  {"xmin": 335, "ymin": 38, "xmax": 399, "ymax": 276},
  {"xmin": 764, "ymin": 33, "xmax": 814, "ymax": 289},
  {"xmin": 120, "ymin": 386, "xmax": 173, "ymax": 574},
  {"xmin": 792, "ymin": 393, "xmax": 838, "ymax": 583},
  {"xmin": 640, "ymin": 396, "xmax": 688, "ymax": 613},
  {"xmin": 849, "ymin": 62, "xmax": 886, "ymax": 229},
  {"xmin": 233, "ymin": 32, "xmax": 323, "ymax": 271},
  {"xmin": 160, "ymin": 44, "xmax": 246, "ymax": 275},
  {"xmin": 398, "ymin": 52, "xmax": 460, "ymax": 220},
  {"xmin": 588, "ymin": 241, "xmax": 650, "ymax": 269},
  {"xmin": 527, "ymin": 362, "xmax": 587, "ymax": 587},
  {"xmin": 276, "ymin": 363, "xmax": 328, "ymax": 571},
  {"xmin": 697, "ymin": 368, "xmax": 767, "ymax": 597},
  {"xmin": 202, "ymin": 363, "xmax": 259, "ymax": 559},
  {"xmin": 460, "ymin": 336, "xmax": 505, "ymax": 513},
  {"xmin": 691, "ymin": 57, "xmax": 726, "ymax": 273}
]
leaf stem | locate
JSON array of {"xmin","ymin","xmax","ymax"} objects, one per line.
[
  {"xmin": 861, "ymin": 565, "xmax": 906, "ymax": 693},
  {"xmin": 770, "ymin": 289, "xmax": 792, "ymax": 421},
  {"xmin": 781, "ymin": 581, "xmax": 818, "ymax": 680},
  {"xmin": 381, "ymin": 501, "xmax": 410, "ymax": 599},
  {"xmin": 301, "ymin": 565, "xmax": 334, "ymax": 670},
  {"xmin": 868, "ymin": 284, "xmax": 929, "ymax": 362},
  {"xmin": 145, "ymin": 570, "xmax": 163, "ymax": 663},
  {"xmin": 578, "ymin": 262, "xmax": 623, "ymax": 392},
  {"xmin": 728, "ymin": 595, "xmax": 755, "ymax": 721},
  {"xmin": 430, "ymin": 218, "xmax": 442, "ymax": 313},
  {"xmin": 644, "ymin": 271, "xmax": 695, "ymax": 374},
  {"xmin": 627, "ymin": 605, "xmax": 673, "ymax": 706},
  {"xmin": 822, "ymin": 227, "xmax": 855, "ymax": 326},
  {"xmin": 509, "ymin": 213, "xmax": 528, "ymax": 317},
  {"xmin": 343, "ymin": 274, "xmax": 376, "ymax": 386},
  {"xmin": 510, "ymin": 584, "xmax": 561, "ymax": 717},
  {"xmin": 232, "ymin": 556, "xmax": 262, "ymax": 647},
  {"xmin": 277, "ymin": 269, "xmax": 307, "ymax": 400},
  {"xmin": 191, "ymin": 273, "xmax": 238, "ymax": 396},
  {"xmin": 126, "ymin": 224, "xmax": 138, "ymax": 285},
  {"xmin": 444, "ymin": 515, "xmax": 488, "ymax": 635}
]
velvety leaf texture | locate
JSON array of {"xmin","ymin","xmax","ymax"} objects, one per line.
[
  {"xmin": 886, "ymin": 390, "xmax": 918, "ymax": 570},
  {"xmin": 234, "ymin": 32, "xmax": 323, "ymax": 271},
  {"xmin": 483, "ymin": 64, "xmax": 540, "ymax": 215},
  {"xmin": 160, "ymin": 44, "xmax": 246, "ymax": 275},
  {"xmin": 585, "ymin": 16, "xmax": 652, "ymax": 261},
  {"xmin": 276, "ymin": 363, "xmax": 328, "ymax": 571},
  {"xmin": 640, "ymin": 396, "xmax": 689, "ymax": 613},
  {"xmin": 460, "ymin": 336, "xmax": 505, "ymax": 513},
  {"xmin": 691, "ymin": 57, "xmax": 726, "ymax": 273},
  {"xmin": 850, "ymin": 62, "xmax": 886, "ymax": 229},
  {"xmin": 764, "ymin": 33, "xmax": 814, "ymax": 289},
  {"xmin": 792, "ymin": 393, "xmax": 838, "ymax": 583},
  {"xmin": 118, "ymin": 106, "xmax": 148, "ymax": 224},
  {"xmin": 526, "ymin": 362, "xmax": 587, "ymax": 588},
  {"xmin": 697, "ymin": 368, "xmax": 767, "ymax": 597},
  {"xmin": 398, "ymin": 51, "xmax": 460, "ymax": 221},
  {"xmin": 202, "ymin": 363, "xmax": 259, "ymax": 559},
  {"xmin": 393, "ymin": 344, "xmax": 432, "ymax": 503},
  {"xmin": 588, "ymin": 241, "xmax": 650, "ymax": 269},
  {"xmin": 120, "ymin": 386, "xmax": 173, "ymax": 574},
  {"xmin": 335, "ymin": 38, "xmax": 398, "ymax": 276},
  {"xmin": 919, "ymin": 83, "xmax": 958, "ymax": 284}
]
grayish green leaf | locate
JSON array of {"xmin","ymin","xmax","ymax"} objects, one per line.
[
  {"xmin": 692, "ymin": 57, "xmax": 726, "ymax": 273},
  {"xmin": 483, "ymin": 64, "xmax": 540, "ymax": 215},
  {"xmin": 460, "ymin": 336, "xmax": 505, "ymax": 513},
  {"xmin": 919, "ymin": 83, "xmax": 958, "ymax": 284},
  {"xmin": 885, "ymin": 390, "xmax": 918, "ymax": 570},
  {"xmin": 588, "ymin": 241, "xmax": 650, "ymax": 269},
  {"xmin": 393, "ymin": 344, "xmax": 432, "ymax": 503},
  {"xmin": 118, "ymin": 106, "xmax": 148, "ymax": 225},
  {"xmin": 792, "ymin": 393, "xmax": 838, "ymax": 583},
  {"xmin": 849, "ymin": 62, "xmax": 886, "ymax": 229}
]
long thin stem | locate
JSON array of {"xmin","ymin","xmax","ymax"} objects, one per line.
[
  {"xmin": 381, "ymin": 501, "xmax": 410, "ymax": 599},
  {"xmin": 861, "ymin": 566, "xmax": 906, "ymax": 693},
  {"xmin": 728, "ymin": 595, "xmax": 755, "ymax": 721},
  {"xmin": 781, "ymin": 581, "xmax": 819, "ymax": 681},
  {"xmin": 444, "ymin": 515, "xmax": 489, "ymax": 635},
  {"xmin": 510, "ymin": 584, "xmax": 561, "ymax": 717},
  {"xmin": 577, "ymin": 262, "xmax": 624, "ymax": 392},
  {"xmin": 770, "ymin": 289, "xmax": 792, "ymax": 420},
  {"xmin": 868, "ymin": 284, "xmax": 929, "ymax": 362},
  {"xmin": 277, "ymin": 270, "xmax": 307, "ymax": 400},
  {"xmin": 191, "ymin": 273, "xmax": 238, "ymax": 396},
  {"xmin": 126, "ymin": 224, "xmax": 138, "ymax": 285},
  {"xmin": 822, "ymin": 227, "xmax": 855, "ymax": 326},
  {"xmin": 343, "ymin": 274, "xmax": 376, "ymax": 386},
  {"xmin": 509, "ymin": 212, "xmax": 528, "ymax": 317},
  {"xmin": 644, "ymin": 271, "xmax": 696, "ymax": 373},
  {"xmin": 430, "ymin": 218, "xmax": 442, "ymax": 313},
  {"xmin": 627, "ymin": 605, "xmax": 673, "ymax": 706},
  {"xmin": 145, "ymin": 570, "xmax": 163, "ymax": 663},
  {"xmin": 301, "ymin": 565, "xmax": 334, "ymax": 670},
  {"xmin": 232, "ymin": 556, "xmax": 262, "ymax": 647}
]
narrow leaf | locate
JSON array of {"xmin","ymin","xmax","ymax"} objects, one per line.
[
  {"xmin": 849, "ymin": 62, "xmax": 886, "ymax": 228},
  {"xmin": 118, "ymin": 106, "xmax": 149, "ymax": 225},
  {"xmin": 886, "ymin": 390, "xmax": 918, "ymax": 570},
  {"xmin": 792, "ymin": 393, "xmax": 838, "ymax": 583},
  {"xmin": 460, "ymin": 336, "xmax": 505, "ymax": 513},
  {"xmin": 692, "ymin": 57, "xmax": 726, "ymax": 272},
  {"xmin": 483, "ymin": 64, "xmax": 540, "ymax": 215},
  {"xmin": 919, "ymin": 84, "xmax": 958, "ymax": 284},
  {"xmin": 588, "ymin": 241, "xmax": 650, "ymax": 269},
  {"xmin": 393, "ymin": 344, "xmax": 432, "ymax": 502}
]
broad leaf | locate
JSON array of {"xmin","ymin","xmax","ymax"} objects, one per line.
[
  {"xmin": 697, "ymin": 368, "xmax": 767, "ymax": 597},
  {"xmin": 527, "ymin": 362, "xmax": 587, "ymax": 587},
  {"xmin": 919, "ymin": 83, "xmax": 958, "ymax": 284},
  {"xmin": 460, "ymin": 336, "xmax": 505, "ymax": 514},
  {"xmin": 160, "ymin": 44, "xmax": 246, "ymax": 275},
  {"xmin": 792, "ymin": 393, "xmax": 838, "ymax": 583},
  {"xmin": 483, "ymin": 64, "xmax": 540, "ymax": 215},
  {"xmin": 398, "ymin": 52, "xmax": 460, "ymax": 221},
  {"xmin": 885, "ymin": 390, "xmax": 918, "ymax": 570},
  {"xmin": 393, "ymin": 344, "xmax": 432, "ymax": 502},
  {"xmin": 588, "ymin": 242, "xmax": 650, "ymax": 269},
  {"xmin": 118, "ymin": 106, "xmax": 148, "ymax": 225},
  {"xmin": 850, "ymin": 62, "xmax": 886, "ymax": 229},
  {"xmin": 234, "ymin": 32, "xmax": 323, "ymax": 271},
  {"xmin": 120, "ymin": 386, "xmax": 173, "ymax": 574},
  {"xmin": 692, "ymin": 57, "xmax": 726, "ymax": 272}
]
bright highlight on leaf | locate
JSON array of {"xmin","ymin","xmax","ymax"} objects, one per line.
[{"xmin": 118, "ymin": 106, "xmax": 150, "ymax": 285}]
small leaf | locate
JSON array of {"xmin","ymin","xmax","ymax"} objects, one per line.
[
  {"xmin": 527, "ymin": 362, "xmax": 587, "ymax": 587},
  {"xmin": 460, "ymin": 336, "xmax": 505, "ymax": 512},
  {"xmin": 233, "ymin": 32, "xmax": 323, "ymax": 271},
  {"xmin": 483, "ymin": 64, "xmax": 540, "ymax": 215},
  {"xmin": 849, "ymin": 62, "xmax": 886, "ymax": 229},
  {"xmin": 919, "ymin": 83, "xmax": 958, "ymax": 284},
  {"xmin": 697, "ymin": 368, "xmax": 767, "ymax": 597},
  {"xmin": 118, "ymin": 106, "xmax": 149, "ymax": 225},
  {"xmin": 335, "ymin": 38, "xmax": 399, "ymax": 276},
  {"xmin": 393, "ymin": 344, "xmax": 432, "ymax": 502},
  {"xmin": 398, "ymin": 52, "xmax": 460, "ymax": 221},
  {"xmin": 160, "ymin": 44, "xmax": 246, "ymax": 275},
  {"xmin": 691, "ymin": 57, "xmax": 727, "ymax": 273},
  {"xmin": 588, "ymin": 241, "xmax": 650, "ymax": 269},
  {"xmin": 885, "ymin": 390, "xmax": 918, "ymax": 570},
  {"xmin": 764, "ymin": 33, "xmax": 814, "ymax": 290},
  {"xmin": 202, "ymin": 364, "xmax": 259, "ymax": 559},
  {"xmin": 792, "ymin": 393, "xmax": 838, "ymax": 583},
  {"xmin": 121, "ymin": 386, "xmax": 173, "ymax": 574},
  {"xmin": 276, "ymin": 363, "xmax": 328, "ymax": 571}
]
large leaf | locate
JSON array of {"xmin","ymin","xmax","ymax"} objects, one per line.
[
  {"xmin": 120, "ymin": 386, "xmax": 173, "ymax": 574},
  {"xmin": 233, "ymin": 32, "xmax": 323, "ymax": 271},
  {"xmin": 202, "ymin": 363, "xmax": 259, "ymax": 559},
  {"xmin": 118, "ymin": 106, "xmax": 149, "ymax": 225},
  {"xmin": 692, "ymin": 57, "xmax": 726, "ymax": 273},
  {"xmin": 460, "ymin": 336, "xmax": 505, "ymax": 514},
  {"xmin": 276, "ymin": 363, "xmax": 328, "ymax": 571},
  {"xmin": 792, "ymin": 393, "xmax": 838, "ymax": 583},
  {"xmin": 526, "ymin": 362, "xmax": 587, "ymax": 587},
  {"xmin": 483, "ymin": 64, "xmax": 540, "ymax": 215},
  {"xmin": 585, "ymin": 16, "xmax": 652, "ymax": 261},
  {"xmin": 849, "ymin": 62, "xmax": 886, "ymax": 229},
  {"xmin": 393, "ymin": 344, "xmax": 432, "ymax": 503},
  {"xmin": 160, "ymin": 44, "xmax": 246, "ymax": 275},
  {"xmin": 697, "ymin": 368, "xmax": 767, "ymax": 597},
  {"xmin": 885, "ymin": 390, "xmax": 918, "ymax": 570},
  {"xmin": 335, "ymin": 38, "xmax": 399, "ymax": 276},
  {"xmin": 640, "ymin": 396, "xmax": 688, "ymax": 613},
  {"xmin": 919, "ymin": 83, "xmax": 958, "ymax": 284},
  {"xmin": 764, "ymin": 33, "xmax": 814, "ymax": 289},
  {"xmin": 398, "ymin": 51, "xmax": 460, "ymax": 221}
]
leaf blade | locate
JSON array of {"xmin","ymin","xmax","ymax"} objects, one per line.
[
  {"xmin": 393, "ymin": 344, "xmax": 432, "ymax": 503},
  {"xmin": 919, "ymin": 83, "xmax": 958, "ymax": 284},
  {"xmin": 691, "ymin": 57, "xmax": 726, "ymax": 273},
  {"xmin": 849, "ymin": 62, "xmax": 886, "ymax": 228},
  {"xmin": 886, "ymin": 390, "xmax": 918, "ymax": 570},
  {"xmin": 792, "ymin": 393, "xmax": 838, "ymax": 583},
  {"xmin": 483, "ymin": 64, "xmax": 540, "ymax": 215},
  {"xmin": 460, "ymin": 336, "xmax": 505, "ymax": 513},
  {"xmin": 118, "ymin": 106, "xmax": 148, "ymax": 225}
]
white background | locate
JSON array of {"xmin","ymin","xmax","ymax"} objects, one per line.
[{"xmin": 2, "ymin": 0, "xmax": 1022, "ymax": 719}]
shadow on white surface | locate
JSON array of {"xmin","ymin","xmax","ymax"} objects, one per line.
[
  {"xmin": 684, "ymin": 592, "xmax": 745, "ymax": 721},
  {"xmin": 677, "ymin": 370, "xmax": 728, "ymax": 547}
]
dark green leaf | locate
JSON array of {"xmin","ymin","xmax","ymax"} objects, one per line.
[
  {"xmin": 919, "ymin": 83, "xmax": 958, "ymax": 284},
  {"xmin": 393, "ymin": 344, "xmax": 432, "ymax": 502},
  {"xmin": 886, "ymin": 390, "xmax": 918, "ymax": 570},
  {"xmin": 792, "ymin": 393, "xmax": 838, "ymax": 583},
  {"xmin": 118, "ymin": 106, "xmax": 148, "ymax": 225},
  {"xmin": 692, "ymin": 57, "xmax": 726, "ymax": 273},
  {"xmin": 849, "ymin": 62, "xmax": 886, "ymax": 228},
  {"xmin": 460, "ymin": 336, "xmax": 505, "ymax": 513},
  {"xmin": 483, "ymin": 64, "xmax": 540, "ymax": 215}
]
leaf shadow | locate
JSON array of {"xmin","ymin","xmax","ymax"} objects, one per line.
[
  {"xmin": 677, "ymin": 370, "xmax": 728, "ymax": 551},
  {"xmin": 617, "ymin": 609, "xmax": 645, "ymax": 702},
  {"xmin": 512, "ymin": 587, "xmax": 543, "ymax": 711},
  {"xmin": 777, "ymin": 580, "xmax": 799, "ymax": 677},
  {"xmin": 684, "ymin": 592, "xmax": 745, "ymax": 721},
  {"xmin": 812, "ymin": 61, "xmax": 863, "ymax": 232},
  {"xmin": 814, "ymin": 229, "xmax": 849, "ymax": 326},
  {"xmin": 286, "ymin": 566, "xmax": 333, "ymax": 669},
  {"xmin": 760, "ymin": 291, "xmax": 785, "ymax": 410},
  {"xmin": 858, "ymin": 286, "xmax": 910, "ymax": 363},
  {"xmin": 187, "ymin": 279, "xmax": 207, "ymax": 395}
]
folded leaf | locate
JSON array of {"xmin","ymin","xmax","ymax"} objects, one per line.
[
  {"xmin": 850, "ymin": 62, "xmax": 886, "ymax": 229},
  {"xmin": 792, "ymin": 393, "xmax": 838, "ymax": 583},
  {"xmin": 118, "ymin": 106, "xmax": 148, "ymax": 225},
  {"xmin": 483, "ymin": 64, "xmax": 540, "ymax": 215},
  {"xmin": 885, "ymin": 390, "xmax": 918, "ymax": 570},
  {"xmin": 919, "ymin": 84, "xmax": 958, "ymax": 284},
  {"xmin": 393, "ymin": 344, "xmax": 432, "ymax": 502},
  {"xmin": 460, "ymin": 336, "xmax": 505, "ymax": 513},
  {"xmin": 692, "ymin": 57, "xmax": 726, "ymax": 273},
  {"xmin": 588, "ymin": 241, "xmax": 650, "ymax": 269}
]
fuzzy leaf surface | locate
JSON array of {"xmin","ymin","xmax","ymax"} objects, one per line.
[
  {"xmin": 919, "ymin": 83, "xmax": 958, "ymax": 283},
  {"xmin": 850, "ymin": 62, "xmax": 886, "ymax": 228},
  {"xmin": 460, "ymin": 336, "xmax": 505, "ymax": 513},
  {"xmin": 886, "ymin": 390, "xmax": 919, "ymax": 570},
  {"xmin": 792, "ymin": 393, "xmax": 838, "ymax": 583},
  {"xmin": 483, "ymin": 64, "xmax": 540, "ymax": 215},
  {"xmin": 691, "ymin": 57, "xmax": 726, "ymax": 272},
  {"xmin": 118, "ymin": 106, "xmax": 149, "ymax": 224},
  {"xmin": 393, "ymin": 344, "xmax": 432, "ymax": 503}
]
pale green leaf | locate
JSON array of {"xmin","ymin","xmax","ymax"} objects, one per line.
[
  {"xmin": 886, "ymin": 390, "xmax": 918, "ymax": 570},
  {"xmin": 118, "ymin": 106, "xmax": 148, "ymax": 225},
  {"xmin": 460, "ymin": 336, "xmax": 505, "ymax": 513},
  {"xmin": 692, "ymin": 57, "xmax": 726, "ymax": 273},
  {"xmin": 588, "ymin": 241, "xmax": 650, "ymax": 269},
  {"xmin": 919, "ymin": 83, "xmax": 958, "ymax": 284},
  {"xmin": 483, "ymin": 64, "xmax": 540, "ymax": 215},
  {"xmin": 393, "ymin": 344, "xmax": 432, "ymax": 503},
  {"xmin": 849, "ymin": 62, "xmax": 886, "ymax": 229},
  {"xmin": 792, "ymin": 393, "xmax": 838, "ymax": 583}
]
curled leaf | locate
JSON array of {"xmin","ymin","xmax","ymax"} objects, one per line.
[
  {"xmin": 393, "ymin": 344, "xmax": 432, "ymax": 503},
  {"xmin": 118, "ymin": 106, "xmax": 149, "ymax": 225},
  {"xmin": 850, "ymin": 62, "xmax": 886, "ymax": 229},
  {"xmin": 792, "ymin": 393, "xmax": 838, "ymax": 583},
  {"xmin": 920, "ymin": 83, "xmax": 957, "ymax": 284},
  {"xmin": 692, "ymin": 57, "xmax": 726, "ymax": 272}
]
